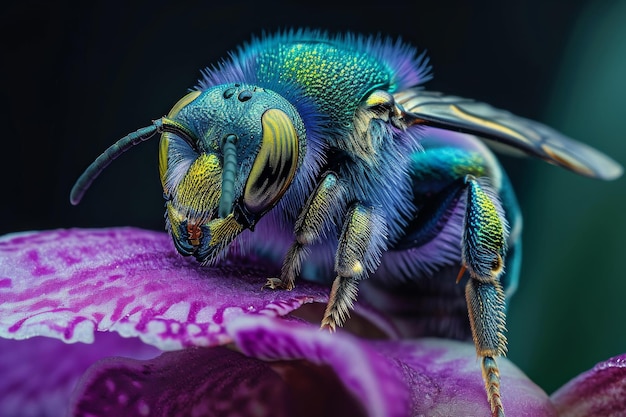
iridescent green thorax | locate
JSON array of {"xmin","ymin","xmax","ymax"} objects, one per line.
[
  {"xmin": 256, "ymin": 41, "xmax": 392, "ymax": 127},
  {"xmin": 198, "ymin": 30, "xmax": 432, "ymax": 138},
  {"xmin": 409, "ymin": 147, "xmax": 488, "ymax": 192}
]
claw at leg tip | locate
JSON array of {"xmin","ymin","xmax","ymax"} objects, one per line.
[
  {"xmin": 263, "ymin": 277, "xmax": 294, "ymax": 290},
  {"xmin": 482, "ymin": 356, "xmax": 505, "ymax": 417},
  {"xmin": 320, "ymin": 319, "xmax": 336, "ymax": 333}
]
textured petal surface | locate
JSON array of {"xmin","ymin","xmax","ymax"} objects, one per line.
[
  {"xmin": 0, "ymin": 228, "xmax": 328, "ymax": 350},
  {"xmin": 0, "ymin": 332, "xmax": 159, "ymax": 417},
  {"xmin": 230, "ymin": 316, "xmax": 409, "ymax": 417},
  {"xmin": 64, "ymin": 316, "xmax": 557, "ymax": 417},
  {"xmin": 70, "ymin": 344, "xmax": 366, "ymax": 417},
  {"xmin": 71, "ymin": 346, "xmax": 289, "ymax": 417},
  {"xmin": 375, "ymin": 339, "xmax": 558, "ymax": 417},
  {"xmin": 551, "ymin": 353, "xmax": 626, "ymax": 417},
  {"xmin": 228, "ymin": 316, "xmax": 557, "ymax": 417}
]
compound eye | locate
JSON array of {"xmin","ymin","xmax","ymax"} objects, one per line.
[
  {"xmin": 159, "ymin": 90, "xmax": 202, "ymax": 188},
  {"xmin": 168, "ymin": 90, "xmax": 202, "ymax": 117},
  {"xmin": 243, "ymin": 108, "xmax": 299, "ymax": 215}
]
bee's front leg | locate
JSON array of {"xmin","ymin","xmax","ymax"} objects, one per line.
[
  {"xmin": 462, "ymin": 175, "xmax": 508, "ymax": 417},
  {"xmin": 265, "ymin": 172, "xmax": 345, "ymax": 290},
  {"xmin": 321, "ymin": 203, "xmax": 387, "ymax": 331}
]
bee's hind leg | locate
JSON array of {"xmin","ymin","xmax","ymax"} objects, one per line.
[{"xmin": 461, "ymin": 174, "xmax": 508, "ymax": 417}]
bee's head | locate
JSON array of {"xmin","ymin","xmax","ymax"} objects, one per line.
[{"xmin": 71, "ymin": 83, "xmax": 306, "ymax": 263}]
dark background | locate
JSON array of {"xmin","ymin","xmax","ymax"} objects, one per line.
[{"xmin": 2, "ymin": 0, "xmax": 625, "ymax": 395}]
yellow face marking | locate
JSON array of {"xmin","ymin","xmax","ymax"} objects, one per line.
[
  {"xmin": 175, "ymin": 153, "xmax": 222, "ymax": 221},
  {"xmin": 450, "ymin": 105, "xmax": 533, "ymax": 146},
  {"xmin": 208, "ymin": 214, "xmax": 243, "ymax": 246},
  {"xmin": 166, "ymin": 201, "xmax": 186, "ymax": 239}
]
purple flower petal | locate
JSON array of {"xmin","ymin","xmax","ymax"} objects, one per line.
[
  {"xmin": 0, "ymin": 332, "xmax": 159, "ymax": 417},
  {"xmin": 551, "ymin": 353, "xmax": 626, "ymax": 416},
  {"xmin": 375, "ymin": 339, "xmax": 558, "ymax": 417},
  {"xmin": 230, "ymin": 316, "xmax": 409, "ymax": 417},
  {"xmin": 0, "ymin": 228, "xmax": 328, "ymax": 350},
  {"xmin": 228, "ymin": 316, "xmax": 557, "ymax": 417},
  {"xmin": 63, "ymin": 316, "xmax": 557, "ymax": 417},
  {"xmin": 70, "ymin": 344, "xmax": 366, "ymax": 417},
  {"xmin": 0, "ymin": 227, "xmax": 574, "ymax": 416}
]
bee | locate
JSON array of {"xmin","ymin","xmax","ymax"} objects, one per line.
[{"xmin": 70, "ymin": 29, "xmax": 622, "ymax": 416}]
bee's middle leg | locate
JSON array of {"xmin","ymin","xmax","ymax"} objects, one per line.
[
  {"xmin": 321, "ymin": 202, "xmax": 387, "ymax": 331},
  {"xmin": 265, "ymin": 172, "xmax": 345, "ymax": 290}
]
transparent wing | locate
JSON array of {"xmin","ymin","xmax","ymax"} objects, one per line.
[{"xmin": 394, "ymin": 89, "xmax": 622, "ymax": 180}]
